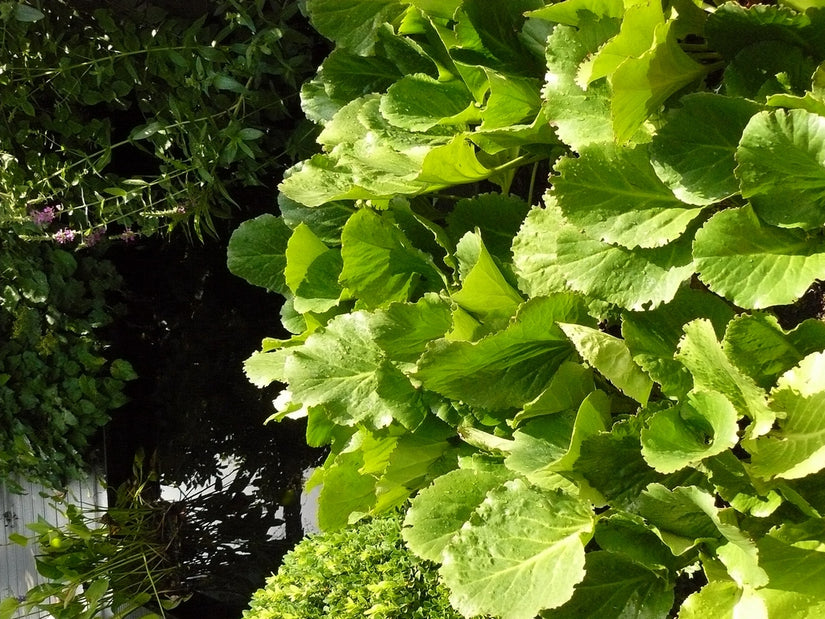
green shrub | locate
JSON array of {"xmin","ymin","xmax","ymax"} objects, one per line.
[
  {"xmin": 0, "ymin": 0, "xmax": 316, "ymax": 241},
  {"xmin": 0, "ymin": 230, "xmax": 134, "ymax": 490},
  {"xmin": 243, "ymin": 510, "xmax": 465, "ymax": 619}
]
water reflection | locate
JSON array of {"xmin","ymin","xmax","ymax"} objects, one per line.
[{"xmin": 105, "ymin": 234, "xmax": 323, "ymax": 616}]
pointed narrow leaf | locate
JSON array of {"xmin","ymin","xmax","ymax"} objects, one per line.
[{"xmin": 559, "ymin": 323, "xmax": 653, "ymax": 404}]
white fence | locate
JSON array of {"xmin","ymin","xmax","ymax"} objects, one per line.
[{"xmin": 0, "ymin": 472, "xmax": 107, "ymax": 618}]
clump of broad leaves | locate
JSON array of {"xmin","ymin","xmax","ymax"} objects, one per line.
[{"xmin": 228, "ymin": 0, "xmax": 825, "ymax": 616}]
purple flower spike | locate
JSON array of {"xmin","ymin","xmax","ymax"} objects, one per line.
[
  {"xmin": 31, "ymin": 206, "xmax": 56, "ymax": 225},
  {"xmin": 53, "ymin": 228, "xmax": 76, "ymax": 244}
]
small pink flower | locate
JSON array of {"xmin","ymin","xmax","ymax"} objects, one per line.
[
  {"xmin": 31, "ymin": 206, "xmax": 56, "ymax": 225},
  {"xmin": 120, "ymin": 228, "xmax": 137, "ymax": 243},
  {"xmin": 82, "ymin": 226, "xmax": 107, "ymax": 247},
  {"xmin": 53, "ymin": 228, "xmax": 76, "ymax": 244}
]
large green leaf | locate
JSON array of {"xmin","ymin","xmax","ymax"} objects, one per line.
[
  {"xmin": 577, "ymin": 417, "xmax": 664, "ymax": 505},
  {"xmin": 637, "ymin": 484, "xmax": 768, "ymax": 588},
  {"xmin": 512, "ymin": 202, "xmax": 695, "ymax": 311},
  {"xmin": 577, "ymin": 0, "xmax": 662, "ymax": 86},
  {"xmin": 542, "ymin": 19, "xmax": 617, "ymax": 150},
  {"xmin": 704, "ymin": 2, "xmax": 821, "ymax": 61},
  {"xmin": 283, "ymin": 310, "xmax": 426, "ymax": 430},
  {"xmin": 450, "ymin": 0, "xmax": 547, "ymax": 76},
  {"xmin": 676, "ymin": 319, "xmax": 775, "ymax": 438},
  {"xmin": 380, "ymin": 74, "xmax": 477, "ymax": 131},
  {"xmin": 552, "ymin": 144, "xmax": 704, "ymax": 249},
  {"xmin": 339, "ymin": 207, "xmax": 444, "ymax": 307},
  {"xmin": 540, "ymin": 551, "xmax": 674, "ymax": 619},
  {"xmin": 506, "ymin": 391, "xmax": 611, "ymax": 484},
  {"xmin": 749, "ymin": 352, "xmax": 825, "ymax": 479},
  {"xmin": 640, "ymin": 391, "xmax": 740, "ymax": 474},
  {"xmin": 440, "ymin": 479, "xmax": 594, "ymax": 619},
  {"xmin": 650, "ymin": 93, "xmax": 762, "ymax": 205},
  {"xmin": 370, "ymin": 294, "xmax": 453, "ymax": 364},
  {"xmin": 722, "ymin": 312, "xmax": 825, "ymax": 389},
  {"xmin": 447, "ymin": 193, "xmax": 531, "ymax": 262},
  {"xmin": 736, "ymin": 109, "xmax": 825, "ymax": 230},
  {"xmin": 529, "ymin": 0, "xmax": 624, "ymax": 27},
  {"xmin": 513, "ymin": 361, "xmax": 595, "ymax": 426},
  {"xmin": 306, "ymin": 0, "xmax": 406, "ymax": 54},
  {"xmin": 284, "ymin": 223, "xmax": 343, "ymax": 313},
  {"xmin": 609, "ymin": 20, "xmax": 706, "ymax": 143},
  {"xmin": 311, "ymin": 429, "xmax": 397, "ymax": 529},
  {"xmin": 553, "ymin": 222, "xmax": 695, "ymax": 311},
  {"xmin": 681, "ymin": 533, "xmax": 825, "ymax": 619},
  {"xmin": 480, "ymin": 71, "xmax": 543, "ymax": 130},
  {"xmin": 451, "ymin": 232, "xmax": 523, "ymax": 330},
  {"xmin": 621, "ymin": 287, "xmax": 735, "ymax": 398},
  {"xmin": 511, "ymin": 205, "xmax": 571, "ymax": 298},
  {"xmin": 402, "ymin": 459, "xmax": 514, "ymax": 562},
  {"xmin": 414, "ymin": 295, "xmax": 592, "ymax": 412},
  {"xmin": 226, "ymin": 214, "xmax": 291, "ymax": 294},
  {"xmin": 693, "ymin": 205, "xmax": 825, "ymax": 309}
]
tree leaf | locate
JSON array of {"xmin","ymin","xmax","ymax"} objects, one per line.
[
  {"xmin": 736, "ymin": 109, "xmax": 825, "ymax": 230},
  {"xmin": 693, "ymin": 205, "xmax": 825, "ymax": 309},
  {"xmin": 440, "ymin": 479, "xmax": 594, "ymax": 619},
  {"xmin": 650, "ymin": 93, "xmax": 762, "ymax": 205}
]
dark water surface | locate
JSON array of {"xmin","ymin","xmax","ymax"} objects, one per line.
[{"xmin": 104, "ymin": 231, "xmax": 322, "ymax": 617}]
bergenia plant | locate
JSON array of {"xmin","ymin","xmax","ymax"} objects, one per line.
[{"xmin": 229, "ymin": 0, "xmax": 825, "ymax": 616}]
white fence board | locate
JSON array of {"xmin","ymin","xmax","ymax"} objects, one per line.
[{"xmin": 1, "ymin": 472, "xmax": 106, "ymax": 618}]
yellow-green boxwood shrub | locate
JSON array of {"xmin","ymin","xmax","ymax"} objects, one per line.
[{"xmin": 243, "ymin": 510, "xmax": 465, "ymax": 619}]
